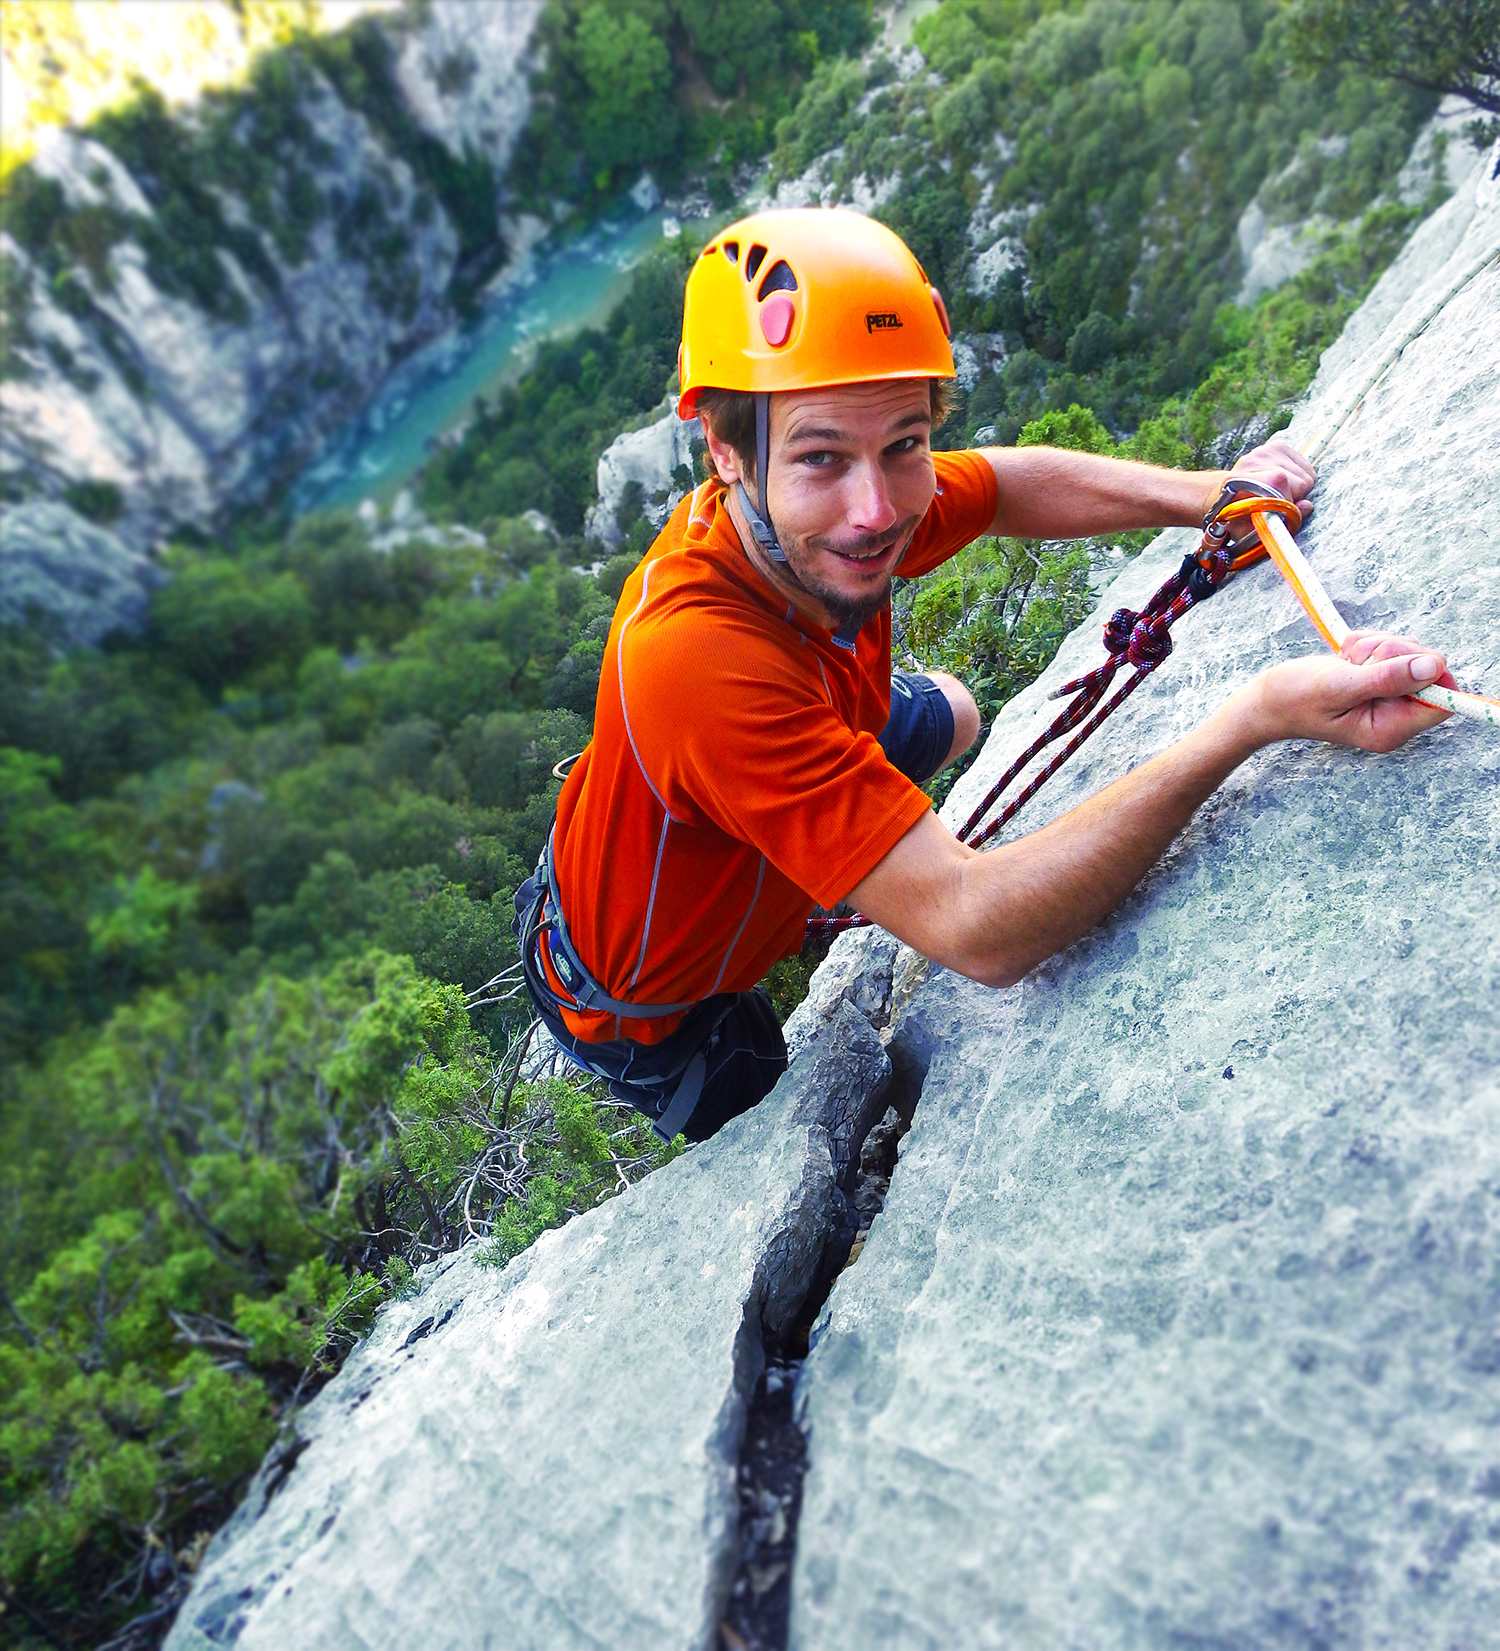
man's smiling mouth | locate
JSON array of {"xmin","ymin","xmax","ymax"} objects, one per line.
[{"xmin": 823, "ymin": 535, "xmax": 906, "ymax": 568}]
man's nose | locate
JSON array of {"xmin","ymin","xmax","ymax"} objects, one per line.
[{"xmin": 845, "ymin": 461, "xmax": 898, "ymax": 535}]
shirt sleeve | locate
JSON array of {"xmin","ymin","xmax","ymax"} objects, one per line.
[
  {"xmin": 898, "ymin": 448, "xmax": 1000, "ymax": 580},
  {"xmin": 623, "ymin": 609, "xmax": 934, "ymax": 910}
]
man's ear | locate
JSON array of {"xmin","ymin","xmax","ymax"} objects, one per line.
[{"xmin": 700, "ymin": 421, "xmax": 746, "ymax": 487}]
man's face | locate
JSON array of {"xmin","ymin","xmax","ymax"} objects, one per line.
[{"xmin": 715, "ymin": 379, "xmax": 938, "ymax": 632}]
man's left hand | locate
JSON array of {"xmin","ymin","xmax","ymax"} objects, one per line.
[
  {"xmin": 1251, "ymin": 631, "xmax": 1455, "ymax": 753},
  {"xmin": 1212, "ymin": 436, "xmax": 1317, "ymax": 520}
]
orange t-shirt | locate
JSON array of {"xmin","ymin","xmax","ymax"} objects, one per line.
[{"xmin": 550, "ymin": 447, "xmax": 999, "ymax": 1044}]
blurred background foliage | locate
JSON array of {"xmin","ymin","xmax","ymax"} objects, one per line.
[{"xmin": 514, "ymin": 0, "xmax": 877, "ymax": 211}]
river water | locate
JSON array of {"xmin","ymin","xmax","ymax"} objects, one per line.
[
  {"xmin": 292, "ymin": 207, "xmax": 703, "ymax": 515},
  {"xmin": 291, "ymin": 0, "xmax": 939, "ymax": 518}
]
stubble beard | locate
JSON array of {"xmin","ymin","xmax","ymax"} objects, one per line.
[{"xmin": 784, "ymin": 518, "xmax": 920, "ymax": 633}]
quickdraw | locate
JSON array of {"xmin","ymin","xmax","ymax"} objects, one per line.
[{"xmin": 804, "ymin": 468, "xmax": 1498, "ymax": 943}]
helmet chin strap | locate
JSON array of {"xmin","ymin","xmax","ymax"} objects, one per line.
[{"xmin": 734, "ymin": 392, "xmax": 789, "ymax": 565}]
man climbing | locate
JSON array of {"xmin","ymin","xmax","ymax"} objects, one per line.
[{"xmin": 514, "ymin": 208, "xmax": 1452, "ymax": 1143}]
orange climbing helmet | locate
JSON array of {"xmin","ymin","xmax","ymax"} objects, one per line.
[{"xmin": 676, "ymin": 208, "xmax": 954, "ymax": 419}]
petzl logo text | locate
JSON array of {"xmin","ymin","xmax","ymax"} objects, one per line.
[{"xmin": 865, "ymin": 312, "xmax": 903, "ymax": 332}]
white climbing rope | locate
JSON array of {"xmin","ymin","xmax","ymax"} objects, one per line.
[{"xmin": 1303, "ymin": 236, "xmax": 1500, "ymax": 465}]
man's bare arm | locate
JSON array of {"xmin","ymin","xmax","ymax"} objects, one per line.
[
  {"xmin": 847, "ymin": 638, "xmax": 1452, "ymax": 989},
  {"xmin": 982, "ymin": 438, "xmax": 1317, "ymax": 540}
]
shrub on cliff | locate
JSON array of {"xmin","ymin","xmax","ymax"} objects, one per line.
[
  {"xmin": 514, "ymin": 0, "xmax": 875, "ymax": 210},
  {"xmin": 0, "ymin": 952, "xmax": 674, "ymax": 1644}
]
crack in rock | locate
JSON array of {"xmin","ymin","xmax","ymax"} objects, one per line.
[{"xmin": 165, "ymin": 1002, "xmax": 890, "ymax": 1651}]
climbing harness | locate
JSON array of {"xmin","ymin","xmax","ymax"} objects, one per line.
[
  {"xmin": 518, "ymin": 827, "xmax": 698, "ymax": 1023},
  {"xmin": 515, "ymin": 826, "xmax": 734, "ymax": 1140}
]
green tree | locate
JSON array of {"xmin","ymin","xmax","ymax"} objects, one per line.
[
  {"xmin": 149, "ymin": 556, "xmax": 313, "ymax": 697},
  {"xmin": 570, "ymin": 4, "xmax": 680, "ymax": 185},
  {"xmin": 1016, "ymin": 403, "xmax": 1118, "ymax": 454},
  {"xmin": 1290, "ymin": 0, "xmax": 1500, "ymax": 118},
  {"xmin": 0, "ymin": 951, "xmax": 674, "ymax": 1640}
]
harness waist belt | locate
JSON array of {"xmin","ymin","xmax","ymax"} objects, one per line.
[{"xmin": 525, "ymin": 826, "xmax": 699, "ymax": 1022}]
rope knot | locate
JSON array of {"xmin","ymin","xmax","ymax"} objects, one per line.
[
  {"xmin": 1127, "ymin": 614, "xmax": 1172, "ymax": 670},
  {"xmin": 1103, "ymin": 608, "xmax": 1139, "ymax": 656}
]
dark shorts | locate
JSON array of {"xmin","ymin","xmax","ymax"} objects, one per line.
[
  {"xmin": 518, "ymin": 672, "xmax": 954, "ymax": 1140},
  {"xmin": 880, "ymin": 671, "xmax": 956, "ymax": 785},
  {"xmin": 528, "ymin": 985, "xmax": 788, "ymax": 1144}
]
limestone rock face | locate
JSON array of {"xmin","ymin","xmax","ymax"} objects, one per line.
[
  {"xmin": 782, "ymin": 927, "xmax": 899, "ymax": 1065},
  {"xmin": 0, "ymin": 0, "xmax": 542, "ymax": 564},
  {"xmin": 164, "ymin": 1004, "xmax": 891, "ymax": 1651},
  {"xmin": 585, "ymin": 405, "xmax": 703, "ymax": 547},
  {"xmin": 390, "ymin": 1, "xmax": 541, "ymax": 162},
  {"xmin": 790, "ymin": 145, "xmax": 1500, "ymax": 1646},
  {"xmin": 0, "ymin": 500, "xmax": 160, "ymax": 646}
]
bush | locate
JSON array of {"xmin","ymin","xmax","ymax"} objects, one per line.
[
  {"xmin": 0, "ymin": 953, "xmax": 675, "ymax": 1640},
  {"xmin": 513, "ymin": 0, "xmax": 872, "ymax": 213},
  {"xmin": 149, "ymin": 556, "xmax": 313, "ymax": 697}
]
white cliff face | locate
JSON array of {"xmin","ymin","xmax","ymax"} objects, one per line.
[
  {"xmin": 584, "ymin": 404, "xmax": 702, "ymax": 547},
  {"xmin": 0, "ymin": 0, "xmax": 543, "ymax": 593},
  {"xmin": 390, "ymin": 0, "xmax": 541, "ymax": 162},
  {"xmin": 1236, "ymin": 96, "xmax": 1492, "ymax": 306},
  {"xmin": 6, "ymin": 85, "xmax": 459, "ymax": 546},
  {"xmin": 0, "ymin": 500, "xmax": 162, "ymax": 646}
]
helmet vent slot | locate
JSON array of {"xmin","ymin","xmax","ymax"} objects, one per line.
[
  {"xmin": 721, "ymin": 240, "xmax": 739, "ymax": 263},
  {"xmin": 756, "ymin": 260, "xmax": 798, "ymax": 300},
  {"xmin": 744, "ymin": 244, "xmax": 768, "ymax": 283}
]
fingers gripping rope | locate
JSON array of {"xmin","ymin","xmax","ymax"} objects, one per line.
[{"xmin": 804, "ymin": 486, "xmax": 1302, "ymax": 941}]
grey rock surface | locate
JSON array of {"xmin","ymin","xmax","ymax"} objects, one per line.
[
  {"xmin": 791, "ymin": 146, "xmax": 1500, "ymax": 1646},
  {"xmin": 0, "ymin": 500, "xmax": 160, "ymax": 645},
  {"xmin": 165, "ymin": 1003, "xmax": 890, "ymax": 1651},
  {"xmin": 782, "ymin": 926, "xmax": 900, "ymax": 1065}
]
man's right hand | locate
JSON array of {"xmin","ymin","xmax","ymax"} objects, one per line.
[{"xmin": 1213, "ymin": 436, "xmax": 1318, "ymax": 520}]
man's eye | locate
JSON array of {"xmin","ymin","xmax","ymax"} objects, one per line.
[
  {"xmin": 799, "ymin": 450, "xmax": 836, "ymax": 468},
  {"xmin": 888, "ymin": 435, "xmax": 923, "ymax": 455}
]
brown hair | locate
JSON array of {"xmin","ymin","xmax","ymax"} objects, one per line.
[{"xmin": 695, "ymin": 380, "xmax": 959, "ymax": 484}]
